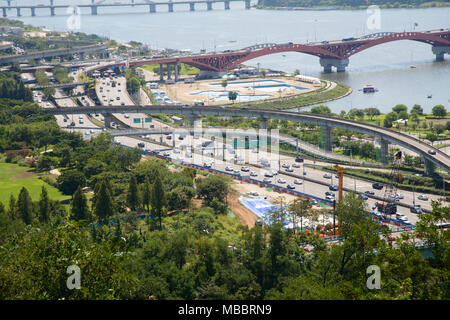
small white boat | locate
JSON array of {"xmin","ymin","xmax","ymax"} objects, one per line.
[{"xmin": 427, "ymin": 94, "xmax": 432, "ymax": 98}]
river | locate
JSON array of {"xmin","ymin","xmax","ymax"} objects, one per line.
[{"xmin": 10, "ymin": 1, "xmax": 450, "ymax": 113}]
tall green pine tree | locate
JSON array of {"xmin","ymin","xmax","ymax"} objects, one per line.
[
  {"xmin": 38, "ymin": 186, "xmax": 50, "ymax": 224},
  {"xmin": 71, "ymin": 186, "xmax": 90, "ymax": 221},
  {"xmin": 126, "ymin": 174, "xmax": 139, "ymax": 212},
  {"xmin": 17, "ymin": 187, "xmax": 33, "ymax": 225},
  {"xmin": 93, "ymin": 181, "xmax": 115, "ymax": 223}
]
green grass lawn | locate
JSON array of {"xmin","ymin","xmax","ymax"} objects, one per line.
[{"xmin": 0, "ymin": 162, "xmax": 70, "ymax": 206}]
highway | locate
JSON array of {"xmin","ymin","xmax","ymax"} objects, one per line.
[{"xmin": 43, "ymin": 105, "xmax": 450, "ymax": 173}]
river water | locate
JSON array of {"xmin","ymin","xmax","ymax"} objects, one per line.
[{"xmin": 10, "ymin": 1, "xmax": 450, "ymax": 113}]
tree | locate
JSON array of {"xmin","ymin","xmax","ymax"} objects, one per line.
[
  {"xmin": 57, "ymin": 170, "xmax": 86, "ymax": 195},
  {"xmin": 141, "ymin": 176, "xmax": 152, "ymax": 213},
  {"xmin": 426, "ymin": 133, "xmax": 438, "ymax": 146},
  {"xmin": 383, "ymin": 112, "xmax": 398, "ymax": 128},
  {"xmin": 17, "ymin": 187, "xmax": 33, "ymax": 225},
  {"xmin": 398, "ymin": 110, "xmax": 409, "ymax": 121},
  {"xmin": 126, "ymin": 175, "xmax": 140, "ymax": 212},
  {"xmin": 195, "ymin": 175, "xmax": 229, "ymax": 209},
  {"xmin": 392, "ymin": 104, "xmax": 407, "ymax": 114},
  {"xmin": 151, "ymin": 174, "xmax": 166, "ymax": 230},
  {"xmin": 310, "ymin": 105, "xmax": 331, "ymax": 115},
  {"xmin": 412, "ymin": 104, "xmax": 423, "ymax": 115},
  {"xmin": 364, "ymin": 107, "xmax": 380, "ymax": 120},
  {"xmin": 228, "ymin": 91, "xmax": 238, "ymax": 103},
  {"xmin": 432, "ymin": 104, "xmax": 447, "ymax": 118},
  {"xmin": 289, "ymin": 198, "xmax": 312, "ymax": 232},
  {"xmin": 93, "ymin": 181, "xmax": 115, "ymax": 223},
  {"xmin": 71, "ymin": 186, "xmax": 90, "ymax": 222},
  {"xmin": 221, "ymin": 80, "xmax": 228, "ymax": 91},
  {"xmin": 38, "ymin": 186, "xmax": 50, "ymax": 224}
]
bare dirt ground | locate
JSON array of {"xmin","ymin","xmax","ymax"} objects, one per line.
[{"xmin": 228, "ymin": 187, "xmax": 258, "ymax": 228}]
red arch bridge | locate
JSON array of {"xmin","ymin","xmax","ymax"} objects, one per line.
[{"xmin": 87, "ymin": 28, "xmax": 450, "ymax": 78}]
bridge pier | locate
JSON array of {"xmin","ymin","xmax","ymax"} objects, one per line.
[
  {"xmin": 424, "ymin": 158, "xmax": 435, "ymax": 175},
  {"xmin": 16, "ymin": 7, "xmax": 20, "ymax": 17},
  {"xmin": 31, "ymin": 7, "xmax": 35, "ymax": 16},
  {"xmin": 207, "ymin": 1, "xmax": 213, "ymax": 10},
  {"xmin": 50, "ymin": 7, "xmax": 55, "ymax": 16},
  {"xmin": 260, "ymin": 117, "xmax": 268, "ymax": 130},
  {"xmin": 323, "ymin": 126, "xmax": 332, "ymax": 152},
  {"xmin": 104, "ymin": 114, "xmax": 113, "ymax": 128},
  {"xmin": 168, "ymin": 3, "xmax": 173, "ymax": 12},
  {"xmin": 2, "ymin": 8, "xmax": 7, "ymax": 17},
  {"xmin": 224, "ymin": 1, "xmax": 230, "ymax": 10},
  {"xmin": 189, "ymin": 3, "xmax": 195, "ymax": 11},
  {"xmin": 91, "ymin": 6, "xmax": 98, "ymax": 15},
  {"xmin": 50, "ymin": 0, "xmax": 54, "ymax": 6},
  {"xmin": 432, "ymin": 46, "xmax": 450, "ymax": 61},
  {"xmin": 379, "ymin": 139, "xmax": 389, "ymax": 165},
  {"xmin": 320, "ymin": 58, "xmax": 349, "ymax": 73},
  {"xmin": 149, "ymin": 4, "xmax": 156, "ymax": 13},
  {"xmin": 245, "ymin": 0, "xmax": 251, "ymax": 9},
  {"xmin": 167, "ymin": 64, "xmax": 171, "ymax": 80},
  {"xmin": 174, "ymin": 62, "xmax": 179, "ymax": 82},
  {"xmin": 159, "ymin": 64, "xmax": 163, "ymax": 81}
]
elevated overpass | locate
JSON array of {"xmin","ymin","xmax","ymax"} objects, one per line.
[
  {"xmin": 0, "ymin": 43, "xmax": 109, "ymax": 65},
  {"xmin": 31, "ymin": 81, "xmax": 95, "ymax": 91},
  {"xmin": 43, "ymin": 104, "xmax": 450, "ymax": 173}
]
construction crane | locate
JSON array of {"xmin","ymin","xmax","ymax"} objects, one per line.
[
  {"xmin": 375, "ymin": 150, "xmax": 403, "ymax": 220},
  {"xmin": 334, "ymin": 164, "xmax": 346, "ymax": 202}
]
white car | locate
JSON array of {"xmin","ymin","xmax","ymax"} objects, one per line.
[
  {"xmin": 277, "ymin": 178, "xmax": 286, "ymax": 184},
  {"xmin": 323, "ymin": 173, "xmax": 332, "ymax": 179},
  {"xmin": 225, "ymin": 166, "xmax": 234, "ymax": 171},
  {"xmin": 292, "ymin": 163, "xmax": 300, "ymax": 168},
  {"xmin": 250, "ymin": 171, "xmax": 258, "ymax": 177},
  {"xmin": 263, "ymin": 177, "xmax": 272, "ymax": 183},
  {"xmin": 281, "ymin": 163, "xmax": 290, "ymax": 169},
  {"xmin": 163, "ymin": 151, "xmax": 170, "ymax": 156},
  {"xmin": 293, "ymin": 179, "xmax": 303, "ymax": 185},
  {"xmin": 241, "ymin": 166, "xmax": 250, "ymax": 172},
  {"xmin": 173, "ymin": 148, "xmax": 180, "ymax": 154},
  {"xmin": 418, "ymin": 195, "xmax": 429, "ymax": 201}
]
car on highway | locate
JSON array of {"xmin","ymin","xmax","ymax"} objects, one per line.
[
  {"xmin": 395, "ymin": 193, "xmax": 404, "ymax": 199},
  {"xmin": 250, "ymin": 171, "xmax": 258, "ymax": 177},
  {"xmin": 365, "ymin": 190, "xmax": 375, "ymax": 195},
  {"xmin": 395, "ymin": 213, "xmax": 409, "ymax": 223},
  {"xmin": 137, "ymin": 142, "xmax": 145, "ymax": 148},
  {"xmin": 323, "ymin": 173, "xmax": 332, "ymax": 179},
  {"xmin": 410, "ymin": 205, "xmax": 422, "ymax": 214},
  {"xmin": 264, "ymin": 171, "xmax": 274, "ymax": 177},
  {"xmin": 241, "ymin": 166, "xmax": 250, "ymax": 172},
  {"xmin": 326, "ymin": 194, "xmax": 335, "ymax": 201},
  {"xmin": 163, "ymin": 151, "xmax": 170, "ymax": 156},
  {"xmin": 287, "ymin": 184, "xmax": 295, "ymax": 190},
  {"xmin": 277, "ymin": 178, "xmax": 286, "ymax": 184},
  {"xmin": 418, "ymin": 194, "xmax": 429, "ymax": 201},
  {"xmin": 292, "ymin": 163, "xmax": 300, "ymax": 168},
  {"xmin": 295, "ymin": 157, "xmax": 304, "ymax": 163},
  {"xmin": 428, "ymin": 149, "xmax": 436, "ymax": 155},
  {"xmin": 325, "ymin": 191, "xmax": 334, "ymax": 197},
  {"xmin": 225, "ymin": 166, "xmax": 234, "ymax": 171},
  {"xmin": 359, "ymin": 194, "xmax": 369, "ymax": 200},
  {"xmin": 329, "ymin": 185, "xmax": 338, "ymax": 191},
  {"xmin": 173, "ymin": 148, "xmax": 180, "ymax": 154},
  {"xmin": 372, "ymin": 182, "xmax": 383, "ymax": 190},
  {"xmin": 233, "ymin": 169, "xmax": 240, "ymax": 175},
  {"xmin": 285, "ymin": 167, "xmax": 294, "ymax": 172},
  {"xmin": 263, "ymin": 177, "xmax": 272, "ymax": 183},
  {"xmin": 293, "ymin": 179, "xmax": 303, "ymax": 185},
  {"xmin": 282, "ymin": 163, "xmax": 290, "ymax": 169}
]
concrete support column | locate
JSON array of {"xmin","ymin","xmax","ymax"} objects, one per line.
[
  {"xmin": 188, "ymin": 115, "xmax": 200, "ymax": 129},
  {"xmin": 319, "ymin": 58, "xmax": 349, "ymax": 73},
  {"xmin": 245, "ymin": 0, "xmax": 251, "ymax": 9},
  {"xmin": 189, "ymin": 3, "xmax": 195, "ymax": 11},
  {"xmin": 7, "ymin": 0, "xmax": 11, "ymax": 6},
  {"xmin": 224, "ymin": 1, "xmax": 230, "ymax": 9},
  {"xmin": 167, "ymin": 64, "xmax": 171, "ymax": 80},
  {"xmin": 168, "ymin": 3, "xmax": 173, "ymax": 12},
  {"xmin": 323, "ymin": 126, "xmax": 332, "ymax": 152},
  {"xmin": 104, "ymin": 114, "xmax": 113, "ymax": 128},
  {"xmin": 174, "ymin": 62, "xmax": 180, "ymax": 82},
  {"xmin": 3, "ymin": 8, "xmax": 7, "ymax": 17},
  {"xmin": 424, "ymin": 158, "xmax": 435, "ymax": 175},
  {"xmin": 207, "ymin": 1, "xmax": 213, "ymax": 10},
  {"xmin": 16, "ymin": 8, "xmax": 21, "ymax": 17},
  {"xmin": 31, "ymin": 7, "xmax": 35, "ymax": 16},
  {"xmin": 91, "ymin": 6, "xmax": 97, "ymax": 15},
  {"xmin": 260, "ymin": 117, "xmax": 268, "ymax": 130},
  {"xmin": 50, "ymin": 0, "xmax": 54, "ymax": 5},
  {"xmin": 432, "ymin": 46, "xmax": 450, "ymax": 62},
  {"xmin": 79, "ymin": 52, "xmax": 85, "ymax": 61},
  {"xmin": 380, "ymin": 139, "xmax": 389, "ymax": 165},
  {"xmin": 149, "ymin": 4, "xmax": 156, "ymax": 13},
  {"xmin": 50, "ymin": 7, "xmax": 55, "ymax": 16},
  {"xmin": 159, "ymin": 64, "xmax": 163, "ymax": 81}
]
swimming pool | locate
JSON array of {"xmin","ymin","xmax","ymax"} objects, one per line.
[
  {"xmin": 250, "ymin": 84, "xmax": 308, "ymax": 92},
  {"xmin": 210, "ymin": 79, "xmax": 285, "ymax": 88}
]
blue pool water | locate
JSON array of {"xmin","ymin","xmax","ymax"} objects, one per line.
[
  {"xmin": 253, "ymin": 84, "xmax": 308, "ymax": 91},
  {"xmin": 210, "ymin": 79, "xmax": 285, "ymax": 86}
]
